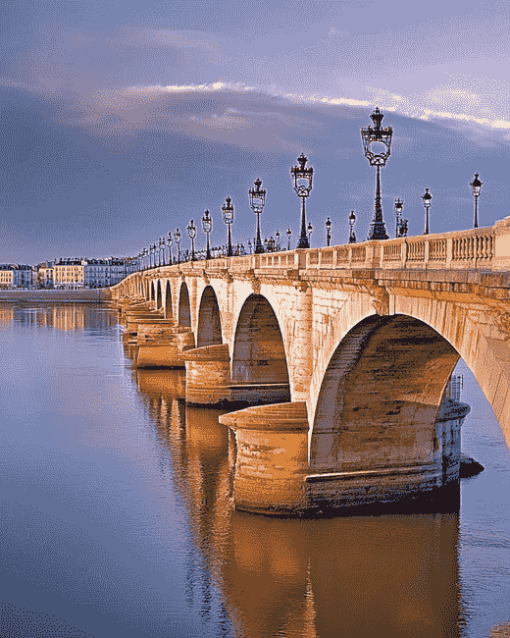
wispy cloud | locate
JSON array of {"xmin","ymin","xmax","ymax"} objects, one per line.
[{"xmin": 93, "ymin": 81, "xmax": 510, "ymax": 133}]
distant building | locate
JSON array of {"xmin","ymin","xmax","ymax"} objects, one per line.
[
  {"xmin": 53, "ymin": 258, "xmax": 87, "ymax": 289},
  {"xmin": 0, "ymin": 264, "xmax": 34, "ymax": 289},
  {"xmin": 51, "ymin": 256, "xmax": 136, "ymax": 289},
  {"xmin": 37, "ymin": 261, "xmax": 54, "ymax": 288}
]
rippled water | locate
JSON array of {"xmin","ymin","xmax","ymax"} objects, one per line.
[{"xmin": 0, "ymin": 303, "xmax": 509, "ymax": 638}]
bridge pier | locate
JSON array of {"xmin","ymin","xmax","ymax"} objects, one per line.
[
  {"xmin": 135, "ymin": 320, "xmax": 195, "ymax": 369},
  {"xmin": 220, "ymin": 398, "xmax": 470, "ymax": 516},
  {"xmin": 125, "ymin": 311, "xmax": 165, "ymax": 335},
  {"xmin": 179, "ymin": 344, "xmax": 232, "ymax": 405},
  {"xmin": 220, "ymin": 402, "xmax": 310, "ymax": 515},
  {"xmin": 180, "ymin": 344, "xmax": 292, "ymax": 407}
]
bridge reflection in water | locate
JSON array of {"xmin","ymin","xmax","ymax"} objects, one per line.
[{"xmin": 134, "ymin": 367, "xmax": 466, "ymax": 638}]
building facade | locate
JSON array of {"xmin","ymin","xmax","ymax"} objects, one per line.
[
  {"xmin": 0, "ymin": 264, "xmax": 34, "ymax": 289},
  {"xmin": 52, "ymin": 257, "xmax": 135, "ymax": 289}
]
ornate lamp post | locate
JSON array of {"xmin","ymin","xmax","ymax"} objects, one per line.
[
  {"xmin": 267, "ymin": 236, "xmax": 276, "ymax": 252},
  {"xmin": 221, "ymin": 196, "xmax": 234, "ymax": 257},
  {"xmin": 175, "ymin": 228, "xmax": 181, "ymax": 264},
  {"xmin": 307, "ymin": 221, "xmax": 313, "ymax": 246},
  {"xmin": 159, "ymin": 237, "xmax": 165, "ymax": 266},
  {"xmin": 394, "ymin": 198, "xmax": 404, "ymax": 238},
  {"xmin": 394, "ymin": 199, "xmax": 408, "ymax": 238},
  {"xmin": 249, "ymin": 178, "xmax": 266, "ymax": 254},
  {"xmin": 422, "ymin": 188, "xmax": 432, "ymax": 235},
  {"xmin": 325, "ymin": 217, "xmax": 332, "ymax": 247},
  {"xmin": 167, "ymin": 231, "xmax": 173, "ymax": 265},
  {"xmin": 187, "ymin": 220, "xmax": 197, "ymax": 261},
  {"xmin": 275, "ymin": 230, "xmax": 281, "ymax": 252},
  {"xmin": 470, "ymin": 173, "xmax": 483, "ymax": 228},
  {"xmin": 361, "ymin": 108, "xmax": 392, "ymax": 240},
  {"xmin": 149, "ymin": 244, "xmax": 154, "ymax": 268},
  {"xmin": 349, "ymin": 210, "xmax": 357, "ymax": 243},
  {"xmin": 286, "ymin": 228, "xmax": 292, "ymax": 251},
  {"xmin": 248, "ymin": 240, "xmax": 252, "ymax": 255},
  {"xmin": 291, "ymin": 153, "xmax": 314, "ymax": 249},
  {"xmin": 202, "ymin": 209, "xmax": 212, "ymax": 260}
]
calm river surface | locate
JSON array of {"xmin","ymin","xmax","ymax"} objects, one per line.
[{"xmin": 1, "ymin": 303, "xmax": 509, "ymax": 638}]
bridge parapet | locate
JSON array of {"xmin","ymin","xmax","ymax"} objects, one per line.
[
  {"xmin": 303, "ymin": 219, "xmax": 510, "ymax": 272},
  {"xmin": 114, "ymin": 217, "xmax": 510, "ymax": 292}
]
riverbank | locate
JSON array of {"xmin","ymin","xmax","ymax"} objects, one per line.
[{"xmin": 0, "ymin": 289, "xmax": 112, "ymax": 303}]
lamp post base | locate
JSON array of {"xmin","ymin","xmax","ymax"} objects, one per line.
[{"xmin": 368, "ymin": 221, "xmax": 389, "ymax": 240}]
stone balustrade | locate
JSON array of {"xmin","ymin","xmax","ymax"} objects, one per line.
[{"xmin": 143, "ymin": 217, "xmax": 509, "ymax": 275}]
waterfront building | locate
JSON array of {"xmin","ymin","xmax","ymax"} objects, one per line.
[
  {"xmin": 82, "ymin": 259, "xmax": 109, "ymax": 289},
  {"xmin": 53, "ymin": 258, "xmax": 87, "ymax": 289},
  {"xmin": 108, "ymin": 257, "xmax": 129, "ymax": 286},
  {"xmin": 0, "ymin": 264, "xmax": 34, "ymax": 289},
  {"xmin": 37, "ymin": 261, "xmax": 54, "ymax": 288},
  {"xmin": 52, "ymin": 256, "xmax": 135, "ymax": 289}
]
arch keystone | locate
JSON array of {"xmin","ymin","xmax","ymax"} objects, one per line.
[{"xmin": 251, "ymin": 278, "xmax": 261, "ymax": 295}]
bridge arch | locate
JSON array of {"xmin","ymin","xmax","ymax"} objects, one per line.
[
  {"xmin": 197, "ymin": 286, "xmax": 222, "ymax": 348},
  {"xmin": 311, "ymin": 314, "xmax": 460, "ymax": 473},
  {"xmin": 178, "ymin": 282, "xmax": 191, "ymax": 327},
  {"xmin": 165, "ymin": 281, "xmax": 173, "ymax": 319},
  {"xmin": 156, "ymin": 280, "xmax": 162, "ymax": 309},
  {"xmin": 231, "ymin": 294, "xmax": 289, "ymax": 385}
]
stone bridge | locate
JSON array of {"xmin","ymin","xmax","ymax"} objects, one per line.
[{"xmin": 111, "ymin": 219, "xmax": 510, "ymax": 515}]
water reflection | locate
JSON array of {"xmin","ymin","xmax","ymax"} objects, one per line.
[
  {"xmin": 135, "ymin": 367, "xmax": 467, "ymax": 638},
  {"xmin": 4, "ymin": 302, "xmax": 507, "ymax": 637},
  {"xmin": 4, "ymin": 303, "xmax": 118, "ymax": 333}
]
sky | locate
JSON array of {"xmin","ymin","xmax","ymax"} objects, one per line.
[{"xmin": 1, "ymin": 0, "xmax": 509, "ymax": 263}]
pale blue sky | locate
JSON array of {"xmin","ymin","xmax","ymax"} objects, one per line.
[{"xmin": 1, "ymin": 0, "xmax": 509, "ymax": 261}]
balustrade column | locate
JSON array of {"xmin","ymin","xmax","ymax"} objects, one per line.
[{"xmin": 424, "ymin": 238, "xmax": 430, "ymax": 265}]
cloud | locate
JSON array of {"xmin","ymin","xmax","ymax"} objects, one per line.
[{"xmin": 87, "ymin": 81, "xmax": 510, "ymax": 137}]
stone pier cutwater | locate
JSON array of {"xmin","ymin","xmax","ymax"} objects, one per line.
[{"xmin": 110, "ymin": 217, "xmax": 510, "ymax": 515}]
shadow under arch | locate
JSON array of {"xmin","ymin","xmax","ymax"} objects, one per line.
[
  {"xmin": 197, "ymin": 286, "xmax": 222, "ymax": 348},
  {"xmin": 311, "ymin": 314, "xmax": 462, "ymax": 475},
  {"xmin": 165, "ymin": 281, "xmax": 173, "ymax": 319},
  {"xmin": 231, "ymin": 294, "xmax": 289, "ymax": 385},
  {"xmin": 150, "ymin": 281, "xmax": 155, "ymax": 302},
  {"xmin": 156, "ymin": 280, "xmax": 162, "ymax": 309},
  {"xmin": 178, "ymin": 282, "xmax": 191, "ymax": 327}
]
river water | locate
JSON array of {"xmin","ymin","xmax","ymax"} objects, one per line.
[{"xmin": 0, "ymin": 303, "xmax": 509, "ymax": 638}]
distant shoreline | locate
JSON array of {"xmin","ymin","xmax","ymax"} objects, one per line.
[{"xmin": 0, "ymin": 289, "xmax": 112, "ymax": 303}]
